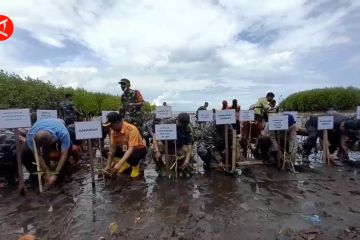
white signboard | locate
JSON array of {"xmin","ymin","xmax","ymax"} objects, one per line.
[
  {"xmin": 0, "ymin": 109, "xmax": 31, "ymax": 129},
  {"xmin": 318, "ymin": 116, "xmax": 334, "ymax": 130},
  {"xmin": 216, "ymin": 109, "xmax": 236, "ymax": 125},
  {"xmin": 357, "ymin": 106, "xmax": 360, "ymax": 120},
  {"xmin": 37, "ymin": 109, "xmax": 57, "ymax": 120},
  {"xmin": 155, "ymin": 124, "xmax": 177, "ymax": 140},
  {"xmin": 283, "ymin": 111, "xmax": 298, "ymax": 122},
  {"xmin": 101, "ymin": 111, "xmax": 114, "ymax": 123},
  {"xmin": 75, "ymin": 121, "xmax": 102, "ymax": 140},
  {"xmin": 156, "ymin": 106, "xmax": 172, "ymax": 119},
  {"xmin": 240, "ymin": 110, "xmax": 255, "ymax": 122},
  {"xmin": 198, "ymin": 110, "xmax": 213, "ymax": 122},
  {"xmin": 269, "ymin": 115, "xmax": 289, "ymax": 131}
]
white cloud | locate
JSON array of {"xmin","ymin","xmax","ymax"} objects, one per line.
[{"xmin": 0, "ymin": 0, "xmax": 359, "ymax": 110}]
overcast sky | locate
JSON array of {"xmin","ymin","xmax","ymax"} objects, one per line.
[{"xmin": 1, "ymin": 0, "xmax": 359, "ymax": 110}]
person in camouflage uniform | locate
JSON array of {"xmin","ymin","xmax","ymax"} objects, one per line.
[
  {"xmin": 59, "ymin": 93, "xmax": 77, "ymax": 126},
  {"xmin": 118, "ymin": 78, "xmax": 145, "ymax": 132},
  {"xmin": 194, "ymin": 121, "xmax": 225, "ymax": 171}
]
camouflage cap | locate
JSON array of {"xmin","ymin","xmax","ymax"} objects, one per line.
[{"xmin": 118, "ymin": 78, "xmax": 130, "ymax": 85}]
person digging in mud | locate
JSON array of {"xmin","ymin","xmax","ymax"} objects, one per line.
[
  {"xmin": 253, "ymin": 114, "xmax": 302, "ymax": 167},
  {"xmin": 103, "ymin": 112, "xmax": 147, "ymax": 178},
  {"xmin": 151, "ymin": 113, "xmax": 193, "ymax": 176},
  {"xmin": 302, "ymin": 111, "xmax": 360, "ymax": 164},
  {"xmin": 118, "ymin": 78, "xmax": 145, "ymax": 133},
  {"xmin": 195, "ymin": 121, "xmax": 226, "ymax": 172},
  {"xmin": 21, "ymin": 118, "xmax": 81, "ymax": 188}
]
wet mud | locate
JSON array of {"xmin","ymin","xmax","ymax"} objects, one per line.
[{"xmin": 1, "ymin": 154, "xmax": 360, "ymax": 240}]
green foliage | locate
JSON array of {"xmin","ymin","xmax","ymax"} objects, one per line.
[
  {"xmin": 0, "ymin": 70, "xmax": 120, "ymax": 115},
  {"xmin": 280, "ymin": 87, "xmax": 360, "ymax": 112},
  {"xmin": 143, "ymin": 101, "xmax": 156, "ymax": 113}
]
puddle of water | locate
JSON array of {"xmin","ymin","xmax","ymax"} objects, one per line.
[
  {"xmin": 192, "ymin": 184, "xmax": 200, "ymax": 199},
  {"xmin": 144, "ymin": 168, "xmax": 158, "ymax": 198}
]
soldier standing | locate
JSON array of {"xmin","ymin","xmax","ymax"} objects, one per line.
[
  {"xmin": 59, "ymin": 93, "xmax": 77, "ymax": 126},
  {"xmin": 118, "ymin": 78, "xmax": 145, "ymax": 132}
]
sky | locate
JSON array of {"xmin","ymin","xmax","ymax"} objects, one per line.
[{"xmin": 1, "ymin": 0, "xmax": 359, "ymax": 110}]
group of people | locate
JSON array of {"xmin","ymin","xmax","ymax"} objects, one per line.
[{"xmin": 1, "ymin": 80, "xmax": 360, "ymax": 190}]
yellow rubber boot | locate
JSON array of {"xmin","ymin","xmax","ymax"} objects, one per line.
[
  {"xmin": 117, "ymin": 162, "xmax": 131, "ymax": 174},
  {"xmin": 130, "ymin": 164, "xmax": 140, "ymax": 178}
]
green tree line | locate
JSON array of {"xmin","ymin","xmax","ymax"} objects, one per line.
[
  {"xmin": 280, "ymin": 87, "xmax": 360, "ymax": 112},
  {"xmin": 0, "ymin": 70, "xmax": 155, "ymax": 116}
]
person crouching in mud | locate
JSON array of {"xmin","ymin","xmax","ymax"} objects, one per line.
[
  {"xmin": 303, "ymin": 112, "xmax": 360, "ymax": 163},
  {"xmin": 151, "ymin": 113, "xmax": 193, "ymax": 177},
  {"xmin": 254, "ymin": 114, "xmax": 301, "ymax": 166},
  {"xmin": 103, "ymin": 112, "xmax": 147, "ymax": 178},
  {"xmin": 21, "ymin": 118, "xmax": 80, "ymax": 187}
]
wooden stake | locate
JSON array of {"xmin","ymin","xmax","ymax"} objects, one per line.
[
  {"xmin": 174, "ymin": 140, "xmax": 178, "ymax": 178},
  {"xmin": 225, "ymin": 124, "xmax": 229, "ymax": 171},
  {"xmin": 165, "ymin": 140, "xmax": 169, "ymax": 177},
  {"xmin": 88, "ymin": 140, "xmax": 95, "ymax": 189},
  {"xmin": 98, "ymin": 139, "xmax": 105, "ymax": 184},
  {"xmin": 247, "ymin": 122, "xmax": 253, "ymax": 159},
  {"xmin": 322, "ymin": 130, "xmax": 329, "ymax": 165},
  {"xmin": 14, "ymin": 129, "xmax": 25, "ymax": 195},
  {"xmin": 32, "ymin": 138, "xmax": 43, "ymax": 193},
  {"xmin": 282, "ymin": 131, "xmax": 287, "ymax": 170},
  {"xmin": 232, "ymin": 129, "xmax": 236, "ymax": 172}
]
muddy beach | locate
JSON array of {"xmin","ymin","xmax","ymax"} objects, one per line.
[{"xmin": 1, "ymin": 152, "xmax": 360, "ymax": 240}]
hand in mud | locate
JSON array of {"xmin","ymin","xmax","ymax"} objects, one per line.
[
  {"xmin": 181, "ymin": 160, "xmax": 189, "ymax": 170},
  {"xmin": 111, "ymin": 162, "xmax": 122, "ymax": 175},
  {"xmin": 103, "ymin": 166, "xmax": 112, "ymax": 175},
  {"xmin": 43, "ymin": 173, "xmax": 51, "ymax": 182},
  {"xmin": 47, "ymin": 175, "xmax": 58, "ymax": 186}
]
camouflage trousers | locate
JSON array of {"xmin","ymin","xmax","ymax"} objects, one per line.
[{"xmin": 124, "ymin": 114, "xmax": 144, "ymax": 133}]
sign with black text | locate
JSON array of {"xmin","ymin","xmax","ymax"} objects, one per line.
[
  {"xmin": 75, "ymin": 121, "xmax": 102, "ymax": 140},
  {"xmin": 155, "ymin": 124, "xmax": 177, "ymax": 140},
  {"xmin": 240, "ymin": 110, "xmax": 255, "ymax": 122},
  {"xmin": 215, "ymin": 109, "xmax": 236, "ymax": 125},
  {"xmin": 198, "ymin": 110, "xmax": 213, "ymax": 122},
  {"xmin": 156, "ymin": 106, "xmax": 172, "ymax": 119},
  {"xmin": 101, "ymin": 111, "xmax": 114, "ymax": 123},
  {"xmin": 0, "ymin": 109, "xmax": 31, "ymax": 129},
  {"xmin": 37, "ymin": 109, "xmax": 57, "ymax": 120},
  {"xmin": 269, "ymin": 115, "xmax": 289, "ymax": 131},
  {"xmin": 318, "ymin": 116, "xmax": 334, "ymax": 130}
]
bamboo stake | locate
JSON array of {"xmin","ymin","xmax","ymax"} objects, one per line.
[
  {"xmin": 248, "ymin": 122, "xmax": 253, "ymax": 159},
  {"xmin": 322, "ymin": 130, "xmax": 329, "ymax": 165},
  {"xmin": 32, "ymin": 138, "xmax": 43, "ymax": 193},
  {"xmin": 165, "ymin": 140, "xmax": 169, "ymax": 178},
  {"xmin": 232, "ymin": 129, "xmax": 236, "ymax": 172},
  {"xmin": 225, "ymin": 125, "xmax": 229, "ymax": 171},
  {"xmin": 88, "ymin": 140, "xmax": 95, "ymax": 190},
  {"xmin": 174, "ymin": 140, "xmax": 178, "ymax": 178},
  {"xmin": 282, "ymin": 132, "xmax": 287, "ymax": 170},
  {"xmin": 98, "ymin": 139, "xmax": 105, "ymax": 184}
]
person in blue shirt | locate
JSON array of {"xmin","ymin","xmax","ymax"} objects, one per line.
[{"xmin": 21, "ymin": 118, "xmax": 72, "ymax": 187}]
